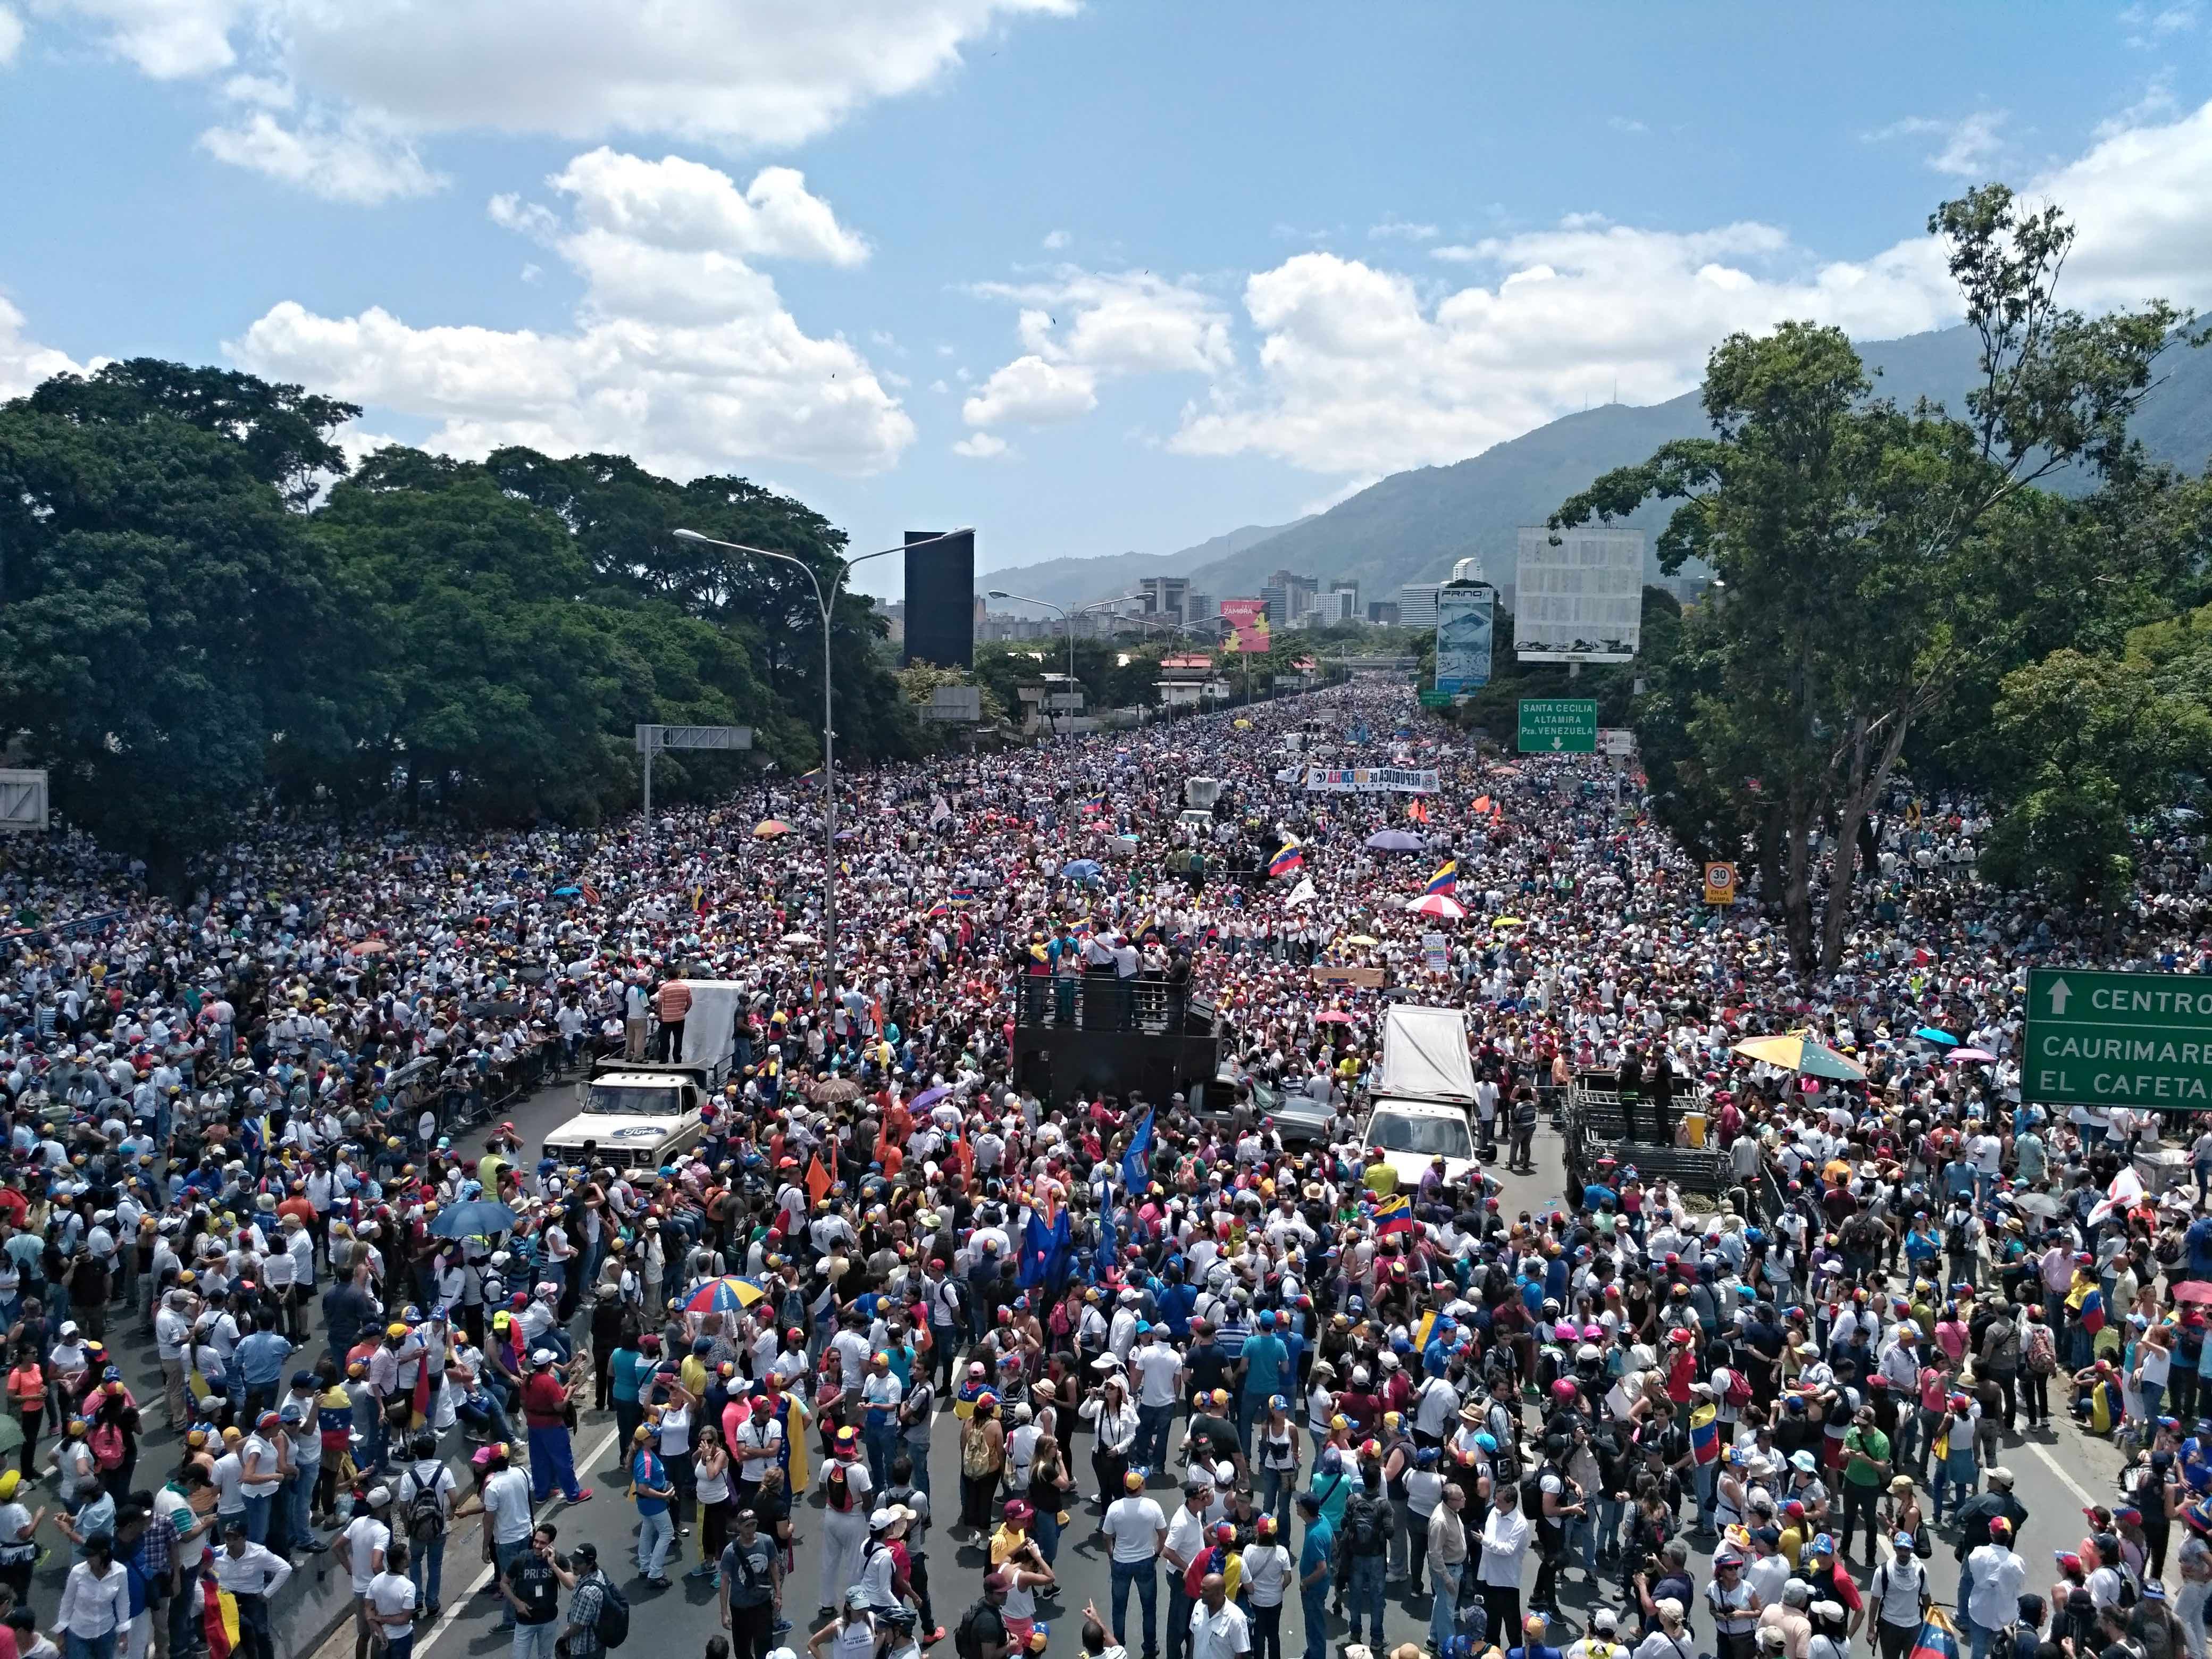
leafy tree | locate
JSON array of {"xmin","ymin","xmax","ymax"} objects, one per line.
[
  {"xmin": 0, "ymin": 399, "xmax": 334, "ymax": 880},
  {"xmin": 1980, "ymin": 639, "xmax": 2212, "ymax": 907},
  {"xmin": 25, "ymin": 359, "xmax": 358, "ymax": 510},
  {"xmin": 1554, "ymin": 185, "xmax": 2186, "ymax": 969}
]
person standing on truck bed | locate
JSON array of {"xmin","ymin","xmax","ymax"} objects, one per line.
[{"xmin": 656, "ymin": 978, "xmax": 692, "ymax": 1063}]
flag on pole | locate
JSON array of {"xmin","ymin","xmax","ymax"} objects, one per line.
[
  {"xmin": 1406, "ymin": 798, "xmax": 1429, "ymax": 824},
  {"xmin": 2088, "ymin": 1166, "xmax": 2147, "ymax": 1229},
  {"xmin": 1472, "ymin": 795, "xmax": 1492, "ymax": 814},
  {"xmin": 1268, "ymin": 838, "xmax": 1304, "ymax": 878},
  {"xmin": 1426, "ymin": 860, "xmax": 1457, "ymax": 894},
  {"xmin": 1080, "ymin": 794, "xmax": 1107, "ymax": 814},
  {"xmin": 1374, "ymin": 1194, "xmax": 1414, "ymax": 1236},
  {"xmin": 1120, "ymin": 1109, "xmax": 1155, "ymax": 1193},
  {"xmin": 805, "ymin": 1154, "xmax": 833, "ymax": 1206}
]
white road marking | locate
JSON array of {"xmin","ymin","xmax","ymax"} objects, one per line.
[{"xmin": 2026, "ymin": 1435, "xmax": 2102, "ymax": 1511}]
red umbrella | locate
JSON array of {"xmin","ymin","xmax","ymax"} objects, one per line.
[
  {"xmin": 1315, "ymin": 1011, "xmax": 1353, "ymax": 1024},
  {"xmin": 2174, "ymin": 1281, "xmax": 2212, "ymax": 1308}
]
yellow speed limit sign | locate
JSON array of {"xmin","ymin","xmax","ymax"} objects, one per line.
[{"xmin": 1703, "ymin": 861, "xmax": 1738, "ymax": 905}]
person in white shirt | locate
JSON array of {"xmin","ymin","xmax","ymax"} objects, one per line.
[
  {"xmin": 55, "ymin": 1532, "xmax": 129, "ymax": 1655},
  {"xmin": 1474, "ymin": 1482, "xmax": 1531, "ymax": 1642},
  {"xmin": 1186, "ymin": 1571, "xmax": 1249, "ymax": 1659},
  {"xmin": 210, "ymin": 1521, "xmax": 293, "ymax": 1659},
  {"xmin": 339, "ymin": 1487, "xmax": 393, "ymax": 1659},
  {"xmin": 365, "ymin": 1543, "xmax": 420, "ymax": 1659},
  {"xmin": 1101, "ymin": 1470, "xmax": 1167, "ymax": 1659},
  {"xmin": 1964, "ymin": 1521, "xmax": 2026, "ymax": 1659}
]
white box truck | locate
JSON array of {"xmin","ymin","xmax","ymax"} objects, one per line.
[
  {"xmin": 542, "ymin": 979, "xmax": 744, "ymax": 1171},
  {"xmin": 1360, "ymin": 1003, "xmax": 1480, "ymax": 1185}
]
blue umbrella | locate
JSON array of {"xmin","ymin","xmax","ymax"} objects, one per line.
[
  {"xmin": 551, "ymin": 886, "xmax": 581, "ymax": 898},
  {"xmin": 1062, "ymin": 858, "xmax": 1104, "ymax": 882},
  {"xmin": 1365, "ymin": 830, "xmax": 1425, "ymax": 851},
  {"xmin": 429, "ymin": 1199, "xmax": 518, "ymax": 1239},
  {"xmin": 909, "ymin": 1084, "xmax": 952, "ymax": 1111},
  {"xmin": 1912, "ymin": 1026, "xmax": 1959, "ymax": 1046}
]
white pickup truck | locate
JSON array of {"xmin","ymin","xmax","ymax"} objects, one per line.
[{"xmin": 541, "ymin": 979, "xmax": 742, "ymax": 1171}]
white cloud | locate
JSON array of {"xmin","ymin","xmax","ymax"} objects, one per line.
[
  {"xmin": 0, "ymin": 298, "xmax": 91, "ymax": 399},
  {"xmin": 1172, "ymin": 97, "xmax": 2212, "ymax": 480},
  {"xmin": 963, "ymin": 267, "xmax": 1231, "ymax": 428},
  {"xmin": 1864, "ymin": 110, "xmax": 2008, "ymax": 177},
  {"xmin": 1174, "ymin": 222, "xmax": 1956, "ymax": 476},
  {"xmin": 2121, "ymin": 1, "xmax": 2198, "ymax": 46},
  {"xmin": 1042, "ymin": 229, "xmax": 1070, "ymax": 250},
  {"xmin": 952, "ymin": 431, "xmax": 1010, "ymax": 459},
  {"xmin": 31, "ymin": 0, "xmax": 1073, "ymax": 194},
  {"xmin": 229, "ymin": 148, "xmax": 912, "ymax": 478},
  {"xmin": 959, "ymin": 354, "xmax": 1096, "ymax": 425},
  {"xmin": 0, "ymin": 6, "xmax": 24, "ymax": 63},
  {"xmin": 1368, "ymin": 215, "xmax": 1437, "ymax": 241},
  {"xmin": 198, "ymin": 110, "xmax": 442, "ymax": 204},
  {"xmin": 1607, "ymin": 116, "xmax": 1647, "ymax": 135}
]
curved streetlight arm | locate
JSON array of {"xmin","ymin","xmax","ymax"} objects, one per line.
[
  {"xmin": 984, "ymin": 588, "xmax": 1076, "ymax": 696},
  {"xmin": 671, "ymin": 524, "xmax": 968, "ymax": 950}
]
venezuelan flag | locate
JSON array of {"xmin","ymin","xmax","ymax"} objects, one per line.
[
  {"xmin": 1908, "ymin": 1608, "xmax": 1966, "ymax": 1659},
  {"xmin": 1079, "ymin": 793, "xmax": 1107, "ymax": 814},
  {"xmin": 1426, "ymin": 860, "xmax": 1457, "ymax": 894},
  {"xmin": 1374, "ymin": 1193, "xmax": 1414, "ymax": 1236},
  {"xmin": 1689, "ymin": 1402, "xmax": 1720, "ymax": 1464},
  {"xmin": 203, "ymin": 1572, "xmax": 241, "ymax": 1659},
  {"xmin": 949, "ymin": 889, "xmax": 975, "ymax": 908},
  {"xmin": 1269, "ymin": 839, "xmax": 1304, "ymax": 878},
  {"xmin": 2079, "ymin": 1286, "xmax": 2106, "ymax": 1336}
]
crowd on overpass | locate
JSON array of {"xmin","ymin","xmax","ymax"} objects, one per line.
[{"xmin": 0, "ymin": 681, "xmax": 2208, "ymax": 1659}]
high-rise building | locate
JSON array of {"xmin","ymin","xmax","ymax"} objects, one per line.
[
  {"xmin": 1367, "ymin": 601, "xmax": 1400, "ymax": 625},
  {"xmin": 1327, "ymin": 579, "xmax": 1360, "ymax": 622},
  {"xmin": 1184, "ymin": 591, "xmax": 1215, "ymax": 624},
  {"xmin": 1266, "ymin": 570, "xmax": 1319, "ymax": 623},
  {"xmin": 1138, "ymin": 576, "xmax": 1190, "ymax": 623},
  {"xmin": 1259, "ymin": 583, "xmax": 1287, "ymax": 626},
  {"xmin": 1398, "ymin": 582, "xmax": 1442, "ymax": 630}
]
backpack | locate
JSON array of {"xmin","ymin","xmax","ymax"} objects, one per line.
[
  {"xmin": 403, "ymin": 1463, "xmax": 447, "ymax": 1542},
  {"xmin": 956, "ymin": 1599, "xmax": 1002, "ymax": 1659},
  {"xmin": 1520, "ymin": 1468, "xmax": 1548, "ymax": 1523},
  {"xmin": 826, "ymin": 1461, "xmax": 856, "ymax": 1512},
  {"xmin": 1344, "ymin": 1492, "xmax": 1388, "ymax": 1555},
  {"xmin": 2116, "ymin": 1565, "xmax": 2140, "ymax": 1610},
  {"xmin": 1722, "ymin": 1369, "xmax": 1753, "ymax": 1410},
  {"xmin": 2026, "ymin": 1324, "xmax": 2057, "ymax": 1377},
  {"xmin": 1944, "ymin": 1218, "xmax": 1967, "ymax": 1255},
  {"xmin": 89, "ymin": 1421, "xmax": 126, "ymax": 1472},
  {"xmin": 593, "ymin": 1578, "xmax": 631, "ymax": 1649}
]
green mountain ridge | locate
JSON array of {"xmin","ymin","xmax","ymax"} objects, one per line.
[{"xmin": 991, "ymin": 323, "xmax": 2212, "ymax": 614}]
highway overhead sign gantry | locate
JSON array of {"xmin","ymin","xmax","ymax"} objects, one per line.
[
  {"xmin": 1517, "ymin": 698, "xmax": 1597, "ymax": 753},
  {"xmin": 2023, "ymin": 966, "xmax": 2212, "ymax": 1110}
]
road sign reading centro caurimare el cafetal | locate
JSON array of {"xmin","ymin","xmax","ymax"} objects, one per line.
[{"xmin": 2023, "ymin": 966, "xmax": 2212, "ymax": 1109}]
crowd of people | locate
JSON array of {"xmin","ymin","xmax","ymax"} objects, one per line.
[{"xmin": 0, "ymin": 679, "xmax": 2208, "ymax": 1659}]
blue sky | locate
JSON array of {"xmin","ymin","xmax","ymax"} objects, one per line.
[{"xmin": 3, "ymin": 1, "xmax": 2209, "ymax": 597}]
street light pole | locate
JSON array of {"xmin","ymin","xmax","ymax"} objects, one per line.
[
  {"xmin": 674, "ymin": 525, "xmax": 970, "ymax": 953},
  {"xmin": 985, "ymin": 590, "xmax": 1074, "ymax": 724}
]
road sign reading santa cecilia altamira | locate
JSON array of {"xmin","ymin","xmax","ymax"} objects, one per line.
[{"xmin": 2024, "ymin": 966, "xmax": 2212, "ymax": 1110}]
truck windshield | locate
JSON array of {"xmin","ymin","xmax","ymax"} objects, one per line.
[
  {"xmin": 1367, "ymin": 1110, "xmax": 1472, "ymax": 1160},
  {"xmin": 583, "ymin": 1085, "xmax": 685, "ymax": 1117}
]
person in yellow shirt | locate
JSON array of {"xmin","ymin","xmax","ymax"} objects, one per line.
[{"xmin": 1361, "ymin": 1148, "xmax": 1398, "ymax": 1198}]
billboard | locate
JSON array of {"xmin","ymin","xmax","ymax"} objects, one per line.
[
  {"xmin": 1220, "ymin": 597, "xmax": 1271, "ymax": 653},
  {"xmin": 1434, "ymin": 584, "xmax": 1494, "ymax": 693},
  {"xmin": 1514, "ymin": 526, "xmax": 1643, "ymax": 663},
  {"xmin": 902, "ymin": 529, "xmax": 975, "ymax": 668}
]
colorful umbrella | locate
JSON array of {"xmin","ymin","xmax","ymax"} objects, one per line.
[
  {"xmin": 754, "ymin": 819, "xmax": 794, "ymax": 839},
  {"xmin": 1493, "ymin": 916, "xmax": 1526, "ymax": 928},
  {"xmin": 683, "ymin": 1276, "xmax": 767, "ymax": 1313},
  {"xmin": 1315, "ymin": 1010, "xmax": 1354, "ymax": 1024},
  {"xmin": 1945, "ymin": 1048, "xmax": 1997, "ymax": 1065},
  {"xmin": 1912, "ymin": 1026, "xmax": 1959, "ymax": 1045},
  {"xmin": 1346, "ymin": 934, "xmax": 1380, "ymax": 947},
  {"xmin": 2174, "ymin": 1281, "xmax": 2212, "ymax": 1308},
  {"xmin": 1410, "ymin": 893, "xmax": 1467, "ymax": 920},
  {"xmin": 1730, "ymin": 1030, "xmax": 1867, "ymax": 1081}
]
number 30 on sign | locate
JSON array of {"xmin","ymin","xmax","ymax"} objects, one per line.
[{"xmin": 1703, "ymin": 862, "xmax": 1737, "ymax": 904}]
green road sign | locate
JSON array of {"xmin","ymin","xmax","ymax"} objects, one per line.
[
  {"xmin": 1517, "ymin": 698, "xmax": 1598, "ymax": 753},
  {"xmin": 2024, "ymin": 966, "xmax": 2212, "ymax": 1110},
  {"xmin": 1417, "ymin": 689, "xmax": 1452, "ymax": 707}
]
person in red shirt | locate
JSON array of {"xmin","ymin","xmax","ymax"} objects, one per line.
[{"xmin": 518, "ymin": 1352, "xmax": 591, "ymax": 1506}]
